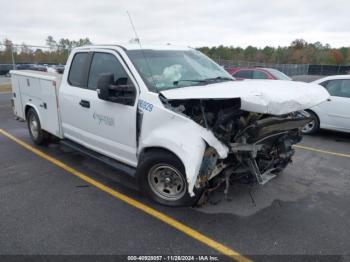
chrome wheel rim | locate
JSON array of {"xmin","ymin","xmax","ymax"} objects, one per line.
[
  {"xmin": 148, "ymin": 164, "xmax": 186, "ymax": 201},
  {"xmin": 302, "ymin": 120, "xmax": 315, "ymax": 133},
  {"xmin": 29, "ymin": 114, "xmax": 39, "ymax": 139}
]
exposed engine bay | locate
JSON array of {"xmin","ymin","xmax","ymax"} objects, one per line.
[{"xmin": 161, "ymin": 97, "xmax": 312, "ymax": 201}]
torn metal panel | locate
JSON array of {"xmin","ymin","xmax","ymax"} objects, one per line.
[{"xmin": 138, "ymin": 95, "xmax": 229, "ymax": 196}]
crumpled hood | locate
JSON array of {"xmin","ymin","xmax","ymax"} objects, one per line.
[{"xmin": 160, "ymin": 80, "xmax": 329, "ymax": 115}]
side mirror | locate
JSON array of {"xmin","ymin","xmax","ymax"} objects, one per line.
[
  {"xmin": 96, "ymin": 73, "xmax": 136, "ymax": 106},
  {"xmin": 97, "ymin": 73, "xmax": 114, "ymax": 101}
]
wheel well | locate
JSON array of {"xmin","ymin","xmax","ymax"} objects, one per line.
[
  {"xmin": 305, "ymin": 109, "xmax": 320, "ymax": 124},
  {"xmin": 24, "ymin": 105, "xmax": 33, "ymax": 119},
  {"xmin": 138, "ymin": 147, "xmax": 182, "ymax": 164}
]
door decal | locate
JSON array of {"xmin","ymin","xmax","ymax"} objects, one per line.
[{"xmin": 93, "ymin": 112, "xmax": 115, "ymax": 126}]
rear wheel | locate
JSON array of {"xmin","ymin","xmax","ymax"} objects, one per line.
[
  {"xmin": 301, "ymin": 111, "xmax": 320, "ymax": 135},
  {"xmin": 27, "ymin": 108, "xmax": 50, "ymax": 145},
  {"xmin": 137, "ymin": 150, "xmax": 203, "ymax": 207}
]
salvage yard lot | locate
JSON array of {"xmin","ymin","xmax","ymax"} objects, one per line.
[{"xmin": 0, "ymin": 92, "xmax": 349, "ymax": 261}]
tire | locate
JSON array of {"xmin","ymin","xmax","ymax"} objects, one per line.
[
  {"xmin": 26, "ymin": 108, "xmax": 50, "ymax": 145},
  {"xmin": 136, "ymin": 150, "xmax": 203, "ymax": 207},
  {"xmin": 301, "ymin": 111, "xmax": 320, "ymax": 135}
]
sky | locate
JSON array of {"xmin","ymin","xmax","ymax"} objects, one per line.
[{"xmin": 0, "ymin": 0, "xmax": 349, "ymax": 49}]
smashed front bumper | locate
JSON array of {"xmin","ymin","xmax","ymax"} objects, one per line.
[{"xmin": 231, "ymin": 113, "xmax": 311, "ymax": 185}]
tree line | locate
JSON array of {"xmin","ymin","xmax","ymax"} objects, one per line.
[
  {"xmin": 198, "ymin": 39, "xmax": 350, "ymax": 65},
  {"xmin": 0, "ymin": 37, "xmax": 349, "ymax": 65},
  {"xmin": 0, "ymin": 36, "xmax": 92, "ymax": 64}
]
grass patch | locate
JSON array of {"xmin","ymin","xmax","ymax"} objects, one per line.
[{"xmin": 0, "ymin": 83, "xmax": 12, "ymax": 93}]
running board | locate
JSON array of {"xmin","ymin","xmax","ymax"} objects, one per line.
[{"xmin": 60, "ymin": 139, "xmax": 136, "ymax": 177}]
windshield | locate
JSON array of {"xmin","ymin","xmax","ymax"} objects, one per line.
[
  {"xmin": 126, "ymin": 49, "xmax": 233, "ymax": 92},
  {"xmin": 265, "ymin": 68, "xmax": 292, "ymax": 80}
]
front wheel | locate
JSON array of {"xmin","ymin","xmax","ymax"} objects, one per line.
[
  {"xmin": 301, "ymin": 111, "xmax": 320, "ymax": 135},
  {"xmin": 136, "ymin": 150, "xmax": 203, "ymax": 207}
]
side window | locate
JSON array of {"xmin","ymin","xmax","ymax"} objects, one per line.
[
  {"xmin": 341, "ymin": 80, "xmax": 350, "ymax": 98},
  {"xmin": 324, "ymin": 80, "xmax": 350, "ymax": 98},
  {"xmin": 337, "ymin": 80, "xmax": 350, "ymax": 98},
  {"xmin": 324, "ymin": 80, "xmax": 341, "ymax": 96},
  {"xmin": 68, "ymin": 52, "xmax": 89, "ymax": 87},
  {"xmin": 253, "ymin": 70, "xmax": 268, "ymax": 79},
  {"xmin": 319, "ymin": 81, "xmax": 329, "ymax": 88},
  {"xmin": 233, "ymin": 70, "xmax": 253, "ymax": 79},
  {"xmin": 88, "ymin": 53, "xmax": 131, "ymax": 90}
]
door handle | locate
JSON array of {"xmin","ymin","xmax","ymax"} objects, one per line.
[
  {"xmin": 79, "ymin": 100, "xmax": 90, "ymax": 108},
  {"xmin": 327, "ymin": 98, "xmax": 332, "ymax": 102}
]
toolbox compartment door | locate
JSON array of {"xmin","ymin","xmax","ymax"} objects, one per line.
[
  {"xmin": 39, "ymin": 79, "xmax": 61, "ymax": 137},
  {"xmin": 11, "ymin": 75, "xmax": 24, "ymax": 119},
  {"xmin": 10, "ymin": 70, "xmax": 62, "ymax": 138}
]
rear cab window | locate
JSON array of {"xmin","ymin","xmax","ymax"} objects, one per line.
[
  {"xmin": 233, "ymin": 70, "xmax": 253, "ymax": 79},
  {"xmin": 68, "ymin": 52, "xmax": 90, "ymax": 87},
  {"xmin": 253, "ymin": 70, "xmax": 268, "ymax": 79},
  {"xmin": 265, "ymin": 68, "xmax": 291, "ymax": 80}
]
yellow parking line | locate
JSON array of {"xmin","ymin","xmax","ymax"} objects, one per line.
[
  {"xmin": 294, "ymin": 144, "xmax": 350, "ymax": 159},
  {"xmin": 0, "ymin": 128, "xmax": 252, "ymax": 262}
]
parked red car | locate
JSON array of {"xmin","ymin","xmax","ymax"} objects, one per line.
[{"xmin": 226, "ymin": 67, "xmax": 291, "ymax": 81}]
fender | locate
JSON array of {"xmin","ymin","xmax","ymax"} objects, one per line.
[
  {"xmin": 138, "ymin": 104, "xmax": 229, "ymax": 196},
  {"xmin": 309, "ymin": 106, "xmax": 330, "ymax": 129},
  {"xmin": 24, "ymin": 103, "xmax": 42, "ymax": 123}
]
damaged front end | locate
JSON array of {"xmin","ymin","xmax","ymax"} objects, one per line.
[{"xmin": 161, "ymin": 97, "xmax": 311, "ymax": 198}]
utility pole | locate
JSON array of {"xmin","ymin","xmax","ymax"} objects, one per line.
[{"xmin": 11, "ymin": 45, "xmax": 16, "ymax": 70}]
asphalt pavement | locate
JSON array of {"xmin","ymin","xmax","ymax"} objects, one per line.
[
  {"xmin": 0, "ymin": 92, "xmax": 349, "ymax": 261},
  {"xmin": 0, "ymin": 76, "xmax": 10, "ymax": 84}
]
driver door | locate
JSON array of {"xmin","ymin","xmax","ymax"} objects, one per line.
[{"xmin": 60, "ymin": 50, "xmax": 138, "ymax": 166}]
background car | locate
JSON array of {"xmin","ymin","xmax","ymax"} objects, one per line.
[
  {"xmin": 226, "ymin": 67, "xmax": 292, "ymax": 80},
  {"xmin": 0, "ymin": 64, "xmax": 13, "ymax": 76},
  {"xmin": 45, "ymin": 64, "xmax": 65, "ymax": 74},
  {"xmin": 55, "ymin": 65, "xmax": 65, "ymax": 74},
  {"xmin": 302, "ymin": 75, "xmax": 350, "ymax": 134},
  {"xmin": 15, "ymin": 64, "xmax": 33, "ymax": 70},
  {"xmin": 30, "ymin": 64, "xmax": 47, "ymax": 72}
]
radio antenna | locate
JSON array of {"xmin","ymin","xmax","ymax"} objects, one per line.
[
  {"xmin": 126, "ymin": 11, "xmax": 158, "ymax": 92},
  {"xmin": 127, "ymin": 11, "xmax": 141, "ymax": 46}
]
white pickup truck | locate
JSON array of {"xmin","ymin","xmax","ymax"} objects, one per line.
[{"xmin": 11, "ymin": 44, "xmax": 329, "ymax": 206}]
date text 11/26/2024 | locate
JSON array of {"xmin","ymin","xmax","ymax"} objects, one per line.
[{"xmin": 127, "ymin": 255, "xmax": 220, "ymax": 261}]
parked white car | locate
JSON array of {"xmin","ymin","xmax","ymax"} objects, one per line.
[{"xmin": 302, "ymin": 75, "xmax": 350, "ymax": 134}]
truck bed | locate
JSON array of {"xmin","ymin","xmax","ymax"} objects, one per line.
[
  {"xmin": 11, "ymin": 69, "xmax": 63, "ymax": 138},
  {"xmin": 11, "ymin": 70, "xmax": 62, "ymax": 86}
]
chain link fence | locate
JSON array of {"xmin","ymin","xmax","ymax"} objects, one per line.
[
  {"xmin": 215, "ymin": 59, "xmax": 309, "ymax": 76},
  {"xmin": 215, "ymin": 58, "xmax": 350, "ymax": 77}
]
